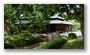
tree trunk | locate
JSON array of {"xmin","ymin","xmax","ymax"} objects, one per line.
[
  {"xmin": 80, "ymin": 4, "xmax": 84, "ymax": 38},
  {"xmin": 81, "ymin": 17, "xmax": 84, "ymax": 38}
]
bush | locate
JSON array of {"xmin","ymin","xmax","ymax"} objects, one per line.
[
  {"xmin": 4, "ymin": 34, "xmax": 43, "ymax": 49},
  {"xmin": 34, "ymin": 37, "xmax": 68, "ymax": 49},
  {"xmin": 4, "ymin": 42, "xmax": 14, "ymax": 49},
  {"xmin": 22, "ymin": 33, "xmax": 32, "ymax": 37},
  {"xmin": 4, "ymin": 35, "xmax": 18, "ymax": 49},
  {"xmin": 4, "ymin": 34, "xmax": 8, "ymax": 36},
  {"xmin": 18, "ymin": 33, "xmax": 43, "ymax": 45},
  {"xmin": 68, "ymin": 33, "xmax": 77, "ymax": 39},
  {"xmin": 25, "ymin": 36, "xmax": 42, "ymax": 45},
  {"xmin": 36, "ymin": 35, "xmax": 47, "ymax": 41},
  {"xmin": 4, "ymin": 38, "xmax": 14, "ymax": 49},
  {"xmin": 22, "ymin": 34, "xmax": 43, "ymax": 45}
]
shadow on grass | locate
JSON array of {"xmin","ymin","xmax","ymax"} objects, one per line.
[{"xmin": 62, "ymin": 38, "xmax": 84, "ymax": 49}]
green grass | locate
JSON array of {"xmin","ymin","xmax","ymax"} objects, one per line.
[{"xmin": 62, "ymin": 38, "xmax": 84, "ymax": 49}]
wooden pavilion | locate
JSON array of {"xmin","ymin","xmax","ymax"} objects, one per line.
[{"xmin": 47, "ymin": 15, "xmax": 73, "ymax": 33}]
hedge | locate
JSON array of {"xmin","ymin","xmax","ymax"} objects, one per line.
[
  {"xmin": 34, "ymin": 37, "xmax": 68, "ymax": 49},
  {"xmin": 68, "ymin": 33, "xmax": 77, "ymax": 39}
]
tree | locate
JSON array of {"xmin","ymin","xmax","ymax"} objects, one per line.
[
  {"xmin": 68, "ymin": 20, "xmax": 80, "ymax": 31},
  {"xmin": 4, "ymin": 4, "xmax": 84, "ymax": 37},
  {"xmin": 4, "ymin": 4, "xmax": 52, "ymax": 35},
  {"xmin": 41, "ymin": 4, "xmax": 84, "ymax": 37},
  {"xmin": 42, "ymin": 4, "xmax": 84, "ymax": 37},
  {"xmin": 60, "ymin": 4, "xmax": 84, "ymax": 37}
]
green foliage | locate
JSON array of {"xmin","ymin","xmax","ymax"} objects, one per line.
[
  {"xmin": 4, "ymin": 4, "xmax": 84, "ymax": 35},
  {"xmin": 62, "ymin": 38, "xmax": 84, "ymax": 49},
  {"xmin": 59, "ymin": 35, "xmax": 68, "ymax": 38},
  {"xmin": 4, "ymin": 34, "xmax": 43, "ymax": 49},
  {"xmin": 4, "ymin": 4, "xmax": 51, "ymax": 34},
  {"xmin": 68, "ymin": 33, "xmax": 77, "ymax": 39},
  {"xmin": 36, "ymin": 35, "xmax": 47, "ymax": 41},
  {"xmin": 34, "ymin": 37, "xmax": 68, "ymax": 49},
  {"xmin": 4, "ymin": 35, "xmax": 19, "ymax": 49},
  {"xmin": 69, "ymin": 20, "xmax": 80, "ymax": 31},
  {"xmin": 4, "ymin": 4, "xmax": 19, "ymax": 34},
  {"xmin": 22, "ymin": 34, "xmax": 45, "ymax": 44},
  {"xmin": 25, "ymin": 36, "xmax": 43, "ymax": 45},
  {"xmin": 22, "ymin": 32, "xmax": 32, "ymax": 36}
]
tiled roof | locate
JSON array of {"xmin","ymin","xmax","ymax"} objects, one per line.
[{"xmin": 50, "ymin": 20, "xmax": 73, "ymax": 25}]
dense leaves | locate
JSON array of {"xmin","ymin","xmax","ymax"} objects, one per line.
[
  {"xmin": 4, "ymin": 34, "xmax": 44, "ymax": 49},
  {"xmin": 4, "ymin": 4, "xmax": 84, "ymax": 49},
  {"xmin": 4, "ymin": 4, "xmax": 84, "ymax": 35},
  {"xmin": 34, "ymin": 37, "xmax": 68, "ymax": 49},
  {"xmin": 68, "ymin": 33, "xmax": 77, "ymax": 39}
]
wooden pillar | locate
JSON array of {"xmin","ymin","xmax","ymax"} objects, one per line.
[
  {"xmin": 49, "ymin": 24, "xmax": 50, "ymax": 33},
  {"xmin": 68, "ymin": 25, "xmax": 70, "ymax": 32}
]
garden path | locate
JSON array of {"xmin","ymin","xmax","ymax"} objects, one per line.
[{"xmin": 22, "ymin": 42, "xmax": 46, "ymax": 49}]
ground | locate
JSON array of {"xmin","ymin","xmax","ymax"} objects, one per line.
[{"xmin": 22, "ymin": 42, "xmax": 46, "ymax": 49}]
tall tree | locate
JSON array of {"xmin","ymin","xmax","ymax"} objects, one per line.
[{"xmin": 61, "ymin": 4, "xmax": 84, "ymax": 37}]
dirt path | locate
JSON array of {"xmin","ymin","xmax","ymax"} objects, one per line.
[{"xmin": 22, "ymin": 42, "xmax": 46, "ymax": 49}]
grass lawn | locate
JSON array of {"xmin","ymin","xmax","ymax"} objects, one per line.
[{"xmin": 62, "ymin": 38, "xmax": 84, "ymax": 49}]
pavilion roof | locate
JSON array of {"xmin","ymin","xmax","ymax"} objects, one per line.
[
  {"xmin": 14, "ymin": 14, "xmax": 73, "ymax": 25},
  {"xmin": 50, "ymin": 20, "xmax": 73, "ymax": 25}
]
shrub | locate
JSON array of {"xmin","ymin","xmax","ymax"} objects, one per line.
[
  {"xmin": 4, "ymin": 38, "xmax": 14, "ymax": 49},
  {"xmin": 34, "ymin": 37, "xmax": 68, "ymax": 49},
  {"xmin": 4, "ymin": 42, "xmax": 14, "ymax": 49},
  {"xmin": 25, "ymin": 36, "xmax": 42, "ymax": 45},
  {"xmin": 68, "ymin": 33, "xmax": 77, "ymax": 39},
  {"xmin": 4, "ymin": 34, "xmax": 43, "ymax": 49},
  {"xmin": 22, "ymin": 33, "xmax": 32, "ymax": 37},
  {"xmin": 36, "ymin": 35, "xmax": 47, "ymax": 41},
  {"xmin": 4, "ymin": 35, "xmax": 18, "ymax": 49},
  {"xmin": 4, "ymin": 34, "xmax": 7, "ymax": 36},
  {"xmin": 19, "ymin": 33, "xmax": 43, "ymax": 45}
]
